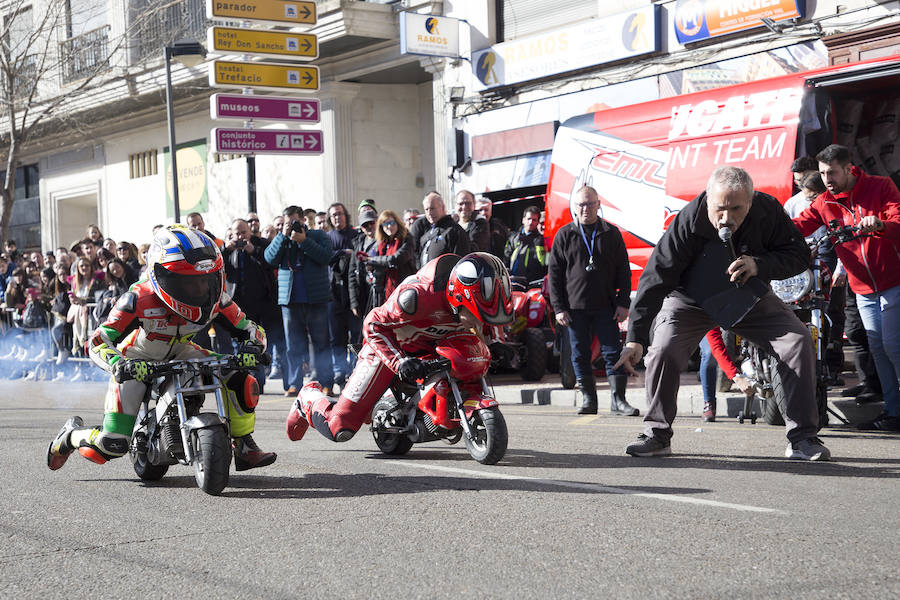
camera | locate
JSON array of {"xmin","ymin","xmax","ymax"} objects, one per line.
[
  {"xmin": 291, "ymin": 221, "xmax": 307, "ymax": 233},
  {"xmin": 234, "ymin": 239, "xmax": 247, "ymax": 249}
]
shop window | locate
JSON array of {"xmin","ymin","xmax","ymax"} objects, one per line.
[
  {"xmin": 129, "ymin": 150, "xmax": 158, "ymax": 178},
  {"xmin": 497, "ymin": 0, "xmax": 596, "ymax": 41}
]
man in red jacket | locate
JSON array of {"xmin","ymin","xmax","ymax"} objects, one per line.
[{"xmin": 793, "ymin": 144, "xmax": 900, "ymax": 432}]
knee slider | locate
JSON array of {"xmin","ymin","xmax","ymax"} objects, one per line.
[{"xmin": 226, "ymin": 372, "xmax": 260, "ymax": 412}]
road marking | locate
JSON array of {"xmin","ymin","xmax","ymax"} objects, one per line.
[
  {"xmin": 571, "ymin": 415, "xmax": 599, "ymax": 425},
  {"xmin": 391, "ymin": 461, "xmax": 786, "ymax": 515}
]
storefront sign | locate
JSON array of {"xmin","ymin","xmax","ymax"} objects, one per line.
[
  {"xmin": 208, "ymin": 26, "xmax": 317, "ymax": 60},
  {"xmin": 472, "ymin": 6, "xmax": 660, "ymax": 91},
  {"xmin": 210, "ymin": 94, "xmax": 320, "ymax": 123},
  {"xmin": 399, "ymin": 12, "xmax": 462, "ymax": 58},
  {"xmin": 164, "ymin": 140, "xmax": 208, "ymax": 218},
  {"xmin": 212, "ymin": 128, "xmax": 323, "ymax": 154},
  {"xmin": 206, "ymin": 0, "xmax": 316, "ymax": 26},
  {"xmin": 209, "ymin": 60, "xmax": 319, "ymax": 92},
  {"xmin": 674, "ymin": 0, "xmax": 805, "ymax": 44}
]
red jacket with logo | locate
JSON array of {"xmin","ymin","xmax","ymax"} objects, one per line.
[
  {"xmin": 794, "ymin": 167, "xmax": 900, "ymax": 295},
  {"xmin": 363, "ymin": 254, "xmax": 470, "ymax": 373}
]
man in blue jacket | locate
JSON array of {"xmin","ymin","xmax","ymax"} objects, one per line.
[{"xmin": 265, "ymin": 205, "xmax": 334, "ymax": 397}]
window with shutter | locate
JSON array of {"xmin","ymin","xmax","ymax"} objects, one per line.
[{"xmin": 498, "ymin": 0, "xmax": 597, "ymax": 41}]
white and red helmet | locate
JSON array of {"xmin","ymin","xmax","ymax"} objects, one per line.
[
  {"xmin": 147, "ymin": 224, "xmax": 224, "ymax": 324},
  {"xmin": 446, "ymin": 252, "xmax": 514, "ymax": 326}
]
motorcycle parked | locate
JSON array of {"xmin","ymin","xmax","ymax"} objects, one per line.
[
  {"xmin": 370, "ymin": 332, "xmax": 509, "ymax": 465},
  {"xmin": 735, "ymin": 222, "xmax": 865, "ymax": 426},
  {"xmin": 128, "ymin": 353, "xmax": 265, "ymax": 496},
  {"xmin": 488, "ymin": 276, "xmax": 552, "ymax": 381}
]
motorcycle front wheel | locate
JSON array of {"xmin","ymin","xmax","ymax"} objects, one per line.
[
  {"xmin": 130, "ymin": 404, "xmax": 168, "ymax": 481},
  {"xmin": 371, "ymin": 397, "xmax": 413, "ymax": 455},
  {"xmin": 191, "ymin": 427, "xmax": 231, "ymax": 496},
  {"xmin": 465, "ymin": 408, "xmax": 508, "ymax": 465}
]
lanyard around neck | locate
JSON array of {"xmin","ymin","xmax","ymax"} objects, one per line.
[{"xmin": 578, "ymin": 222, "xmax": 597, "ymax": 263}]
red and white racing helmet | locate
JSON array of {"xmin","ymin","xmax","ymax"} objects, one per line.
[
  {"xmin": 446, "ymin": 252, "xmax": 514, "ymax": 326},
  {"xmin": 147, "ymin": 224, "xmax": 224, "ymax": 324}
]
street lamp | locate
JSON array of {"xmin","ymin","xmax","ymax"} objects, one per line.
[{"xmin": 164, "ymin": 39, "xmax": 207, "ymax": 223}]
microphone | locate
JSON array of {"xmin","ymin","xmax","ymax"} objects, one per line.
[
  {"xmin": 718, "ymin": 226, "xmax": 737, "ymax": 261},
  {"xmin": 719, "ymin": 226, "xmax": 740, "ymax": 287}
]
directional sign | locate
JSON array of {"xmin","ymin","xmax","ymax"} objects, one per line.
[
  {"xmin": 206, "ymin": 0, "xmax": 316, "ymax": 26},
  {"xmin": 209, "ymin": 60, "xmax": 318, "ymax": 92},
  {"xmin": 208, "ymin": 26, "xmax": 317, "ymax": 60},
  {"xmin": 212, "ymin": 128, "xmax": 324, "ymax": 155},
  {"xmin": 211, "ymin": 93, "xmax": 320, "ymax": 123}
]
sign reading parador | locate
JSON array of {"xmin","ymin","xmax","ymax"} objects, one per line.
[
  {"xmin": 208, "ymin": 26, "xmax": 317, "ymax": 59},
  {"xmin": 206, "ymin": 0, "xmax": 316, "ymax": 25},
  {"xmin": 209, "ymin": 60, "xmax": 319, "ymax": 92}
]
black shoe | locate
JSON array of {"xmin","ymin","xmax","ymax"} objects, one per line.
[
  {"xmin": 841, "ymin": 383, "xmax": 866, "ymax": 398},
  {"xmin": 625, "ymin": 433, "xmax": 671, "ymax": 457},
  {"xmin": 610, "ymin": 398, "xmax": 639, "ymax": 416},
  {"xmin": 855, "ymin": 391, "xmax": 883, "ymax": 405},
  {"xmin": 857, "ymin": 412, "xmax": 900, "ymax": 432},
  {"xmin": 233, "ymin": 434, "xmax": 277, "ymax": 471}
]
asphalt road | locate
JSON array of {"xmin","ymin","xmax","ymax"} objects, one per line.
[{"xmin": 2, "ymin": 380, "xmax": 899, "ymax": 599}]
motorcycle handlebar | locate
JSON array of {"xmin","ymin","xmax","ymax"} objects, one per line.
[{"xmin": 116, "ymin": 353, "xmax": 269, "ymax": 381}]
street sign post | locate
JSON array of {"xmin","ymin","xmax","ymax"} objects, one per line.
[
  {"xmin": 206, "ymin": 0, "xmax": 316, "ymax": 25},
  {"xmin": 208, "ymin": 26, "xmax": 318, "ymax": 60},
  {"xmin": 210, "ymin": 93, "xmax": 320, "ymax": 123},
  {"xmin": 209, "ymin": 60, "xmax": 319, "ymax": 92},
  {"xmin": 212, "ymin": 128, "xmax": 324, "ymax": 155}
]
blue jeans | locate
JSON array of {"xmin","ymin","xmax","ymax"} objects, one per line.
[
  {"xmin": 566, "ymin": 308, "xmax": 624, "ymax": 382},
  {"xmin": 856, "ymin": 284, "xmax": 900, "ymax": 416},
  {"xmin": 282, "ymin": 303, "xmax": 333, "ymax": 390},
  {"xmin": 698, "ymin": 335, "xmax": 717, "ymax": 405}
]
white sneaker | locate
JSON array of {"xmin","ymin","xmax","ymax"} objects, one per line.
[{"xmin": 785, "ymin": 437, "xmax": 831, "ymax": 461}]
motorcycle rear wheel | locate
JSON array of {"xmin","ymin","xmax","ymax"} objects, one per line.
[
  {"xmin": 465, "ymin": 408, "xmax": 508, "ymax": 465},
  {"xmin": 191, "ymin": 427, "xmax": 231, "ymax": 496},
  {"xmin": 130, "ymin": 404, "xmax": 168, "ymax": 481},
  {"xmin": 763, "ymin": 359, "xmax": 787, "ymax": 426},
  {"xmin": 371, "ymin": 397, "xmax": 414, "ymax": 455}
]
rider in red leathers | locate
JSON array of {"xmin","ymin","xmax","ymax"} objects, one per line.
[
  {"xmin": 47, "ymin": 225, "xmax": 276, "ymax": 472},
  {"xmin": 287, "ymin": 253, "xmax": 513, "ymax": 443}
]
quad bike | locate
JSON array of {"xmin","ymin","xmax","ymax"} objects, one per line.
[
  {"xmin": 488, "ymin": 276, "xmax": 552, "ymax": 381},
  {"xmin": 370, "ymin": 332, "xmax": 508, "ymax": 465}
]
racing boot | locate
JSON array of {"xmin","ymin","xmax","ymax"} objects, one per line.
[
  {"xmin": 286, "ymin": 382, "xmax": 325, "ymax": 441},
  {"xmin": 610, "ymin": 374, "xmax": 639, "ymax": 416},
  {"xmin": 46, "ymin": 416, "xmax": 84, "ymax": 470},
  {"xmin": 576, "ymin": 376, "xmax": 598, "ymax": 415},
  {"xmin": 233, "ymin": 434, "xmax": 277, "ymax": 471}
]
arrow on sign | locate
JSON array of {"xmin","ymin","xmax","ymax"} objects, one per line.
[
  {"xmin": 307, "ymin": 135, "xmax": 319, "ymax": 149},
  {"xmin": 303, "ymin": 104, "xmax": 316, "ymax": 118},
  {"xmin": 300, "ymin": 5, "xmax": 311, "ymax": 19},
  {"xmin": 301, "ymin": 38, "xmax": 312, "ymax": 52},
  {"xmin": 302, "ymin": 71, "xmax": 314, "ymax": 85}
]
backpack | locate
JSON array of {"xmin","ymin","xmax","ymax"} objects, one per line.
[{"xmin": 22, "ymin": 299, "xmax": 48, "ymax": 329}]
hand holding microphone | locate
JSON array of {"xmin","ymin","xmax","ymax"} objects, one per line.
[{"xmin": 719, "ymin": 226, "xmax": 758, "ymax": 286}]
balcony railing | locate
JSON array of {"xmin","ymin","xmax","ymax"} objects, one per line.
[
  {"xmin": 132, "ymin": 0, "xmax": 207, "ymax": 63},
  {"xmin": 59, "ymin": 25, "xmax": 110, "ymax": 84}
]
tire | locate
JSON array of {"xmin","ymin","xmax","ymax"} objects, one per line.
[
  {"xmin": 130, "ymin": 405, "xmax": 168, "ymax": 481},
  {"xmin": 191, "ymin": 427, "xmax": 231, "ymax": 496},
  {"xmin": 465, "ymin": 408, "xmax": 508, "ymax": 465},
  {"xmin": 371, "ymin": 397, "xmax": 413, "ymax": 455},
  {"xmin": 521, "ymin": 328, "xmax": 547, "ymax": 381},
  {"xmin": 763, "ymin": 358, "xmax": 787, "ymax": 426},
  {"xmin": 559, "ymin": 331, "xmax": 576, "ymax": 389}
]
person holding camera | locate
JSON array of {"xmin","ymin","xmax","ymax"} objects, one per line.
[
  {"xmin": 224, "ymin": 218, "xmax": 284, "ymax": 393},
  {"xmin": 265, "ymin": 205, "xmax": 334, "ymax": 397}
]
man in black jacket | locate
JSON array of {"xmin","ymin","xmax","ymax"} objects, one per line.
[
  {"xmin": 615, "ymin": 166, "xmax": 830, "ymax": 461},
  {"xmin": 455, "ymin": 190, "xmax": 490, "ymax": 252},
  {"xmin": 476, "ymin": 197, "xmax": 510, "ymax": 258},
  {"xmin": 326, "ymin": 202, "xmax": 361, "ymax": 389},
  {"xmin": 411, "ymin": 191, "xmax": 471, "ymax": 267},
  {"xmin": 223, "ymin": 218, "xmax": 283, "ymax": 392},
  {"xmin": 549, "ymin": 186, "xmax": 638, "ymax": 417}
]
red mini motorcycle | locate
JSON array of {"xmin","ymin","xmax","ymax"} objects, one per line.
[
  {"xmin": 369, "ymin": 332, "xmax": 508, "ymax": 465},
  {"xmin": 488, "ymin": 276, "xmax": 552, "ymax": 381}
]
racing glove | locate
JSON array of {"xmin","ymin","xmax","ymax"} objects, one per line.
[
  {"xmin": 236, "ymin": 342, "xmax": 266, "ymax": 369},
  {"xmin": 398, "ymin": 357, "xmax": 429, "ymax": 384},
  {"xmin": 114, "ymin": 359, "xmax": 152, "ymax": 383}
]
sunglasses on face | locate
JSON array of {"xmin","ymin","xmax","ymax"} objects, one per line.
[
  {"xmin": 382, "ymin": 220, "xmax": 397, "ymax": 227},
  {"xmin": 248, "ymin": 218, "xmax": 259, "ymax": 223}
]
